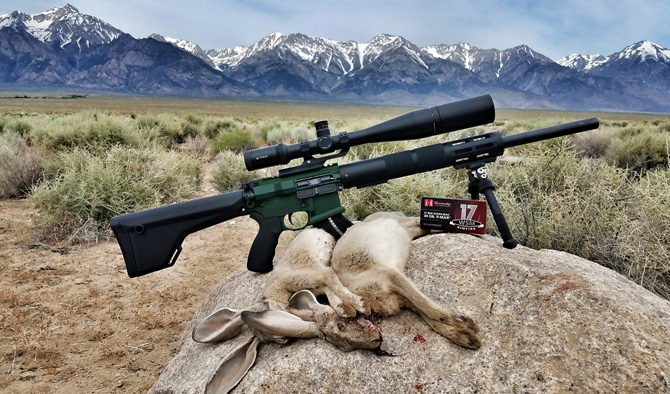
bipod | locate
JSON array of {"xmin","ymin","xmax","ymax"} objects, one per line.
[{"xmin": 465, "ymin": 164, "xmax": 518, "ymax": 249}]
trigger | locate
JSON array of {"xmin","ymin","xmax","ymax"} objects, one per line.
[{"xmin": 287, "ymin": 213, "xmax": 295, "ymax": 226}]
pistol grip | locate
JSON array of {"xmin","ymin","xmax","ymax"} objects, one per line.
[{"xmin": 247, "ymin": 212, "xmax": 283, "ymax": 273}]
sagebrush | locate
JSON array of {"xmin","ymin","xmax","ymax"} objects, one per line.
[
  {"xmin": 30, "ymin": 147, "xmax": 202, "ymax": 243},
  {"xmin": 1, "ymin": 105, "xmax": 668, "ymax": 299}
]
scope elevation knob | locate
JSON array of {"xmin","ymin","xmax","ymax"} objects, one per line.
[
  {"xmin": 315, "ymin": 121, "xmax": 330, "ymax": 137},
  {"xmin": 314, "ymin": 120, "xmax": 333, "ymax": 151}
]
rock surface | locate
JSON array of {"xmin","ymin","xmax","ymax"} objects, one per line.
[{"xmin": 150, "ymin": 233, "xmax": 670, "ymax": 393}]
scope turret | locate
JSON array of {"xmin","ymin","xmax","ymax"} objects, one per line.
[{"xmin": 243, "ymin": 95, "xmax": 495, "ymax": 171}]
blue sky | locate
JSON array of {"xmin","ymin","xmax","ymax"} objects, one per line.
[{"xmin": 2, "ymin": 1, "xmax": 669, "ymax": 60}]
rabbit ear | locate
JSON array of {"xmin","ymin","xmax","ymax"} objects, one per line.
[
  {"xmin": 288, "ymin": 289, "xmax": 321, "ymax": 310},
  {"xmin": 241, "ymin": 310, "xmax": 321, "ymax": 342},
  {"xmin": 205, "ymin": 333, "xmax": 260, "ymax": 394},
  {"xmin": 193, "ymin": 308, "xmax": 244, "ymax": 343},
  {"xmin": 287, "ymin": 289, "xmax": 334, "ymax": 322},
  {"xmin": 193, "ymin": 303, "xmax": 265, "ymax": 343}
]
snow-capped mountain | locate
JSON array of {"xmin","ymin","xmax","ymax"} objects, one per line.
[
  {"xmin": 0, "ymin": 4, "xmax": 245, "ymax": 96},
  {"xmin": 1, "ymin": 5, "xmax": 669, "ymax": 112},
  {"xmin": 207, "ymin": 32, "xmax": 406, "ymax": 74},
  {"xmin": 0, "ymin": 3, "xmax": 122, "ymax": 50},
  {"xmin": 612, "ymin": 40, "xmax": 670, "ymax": 64},
  {"xmin": 149, "ymin": 34, "xmax": 216, "ymax": 68},
  {"xmin": 585, "ymin": 40, "xmax": 670, "ymax": 106},
  {"xmin": 424, "ymin": 43, "xmax": 553, "ymax": 73},
  {"xmin": 207, "ymin": 34, "xmax": 558, "ymax": 84},
  {"xmin": 558, "ymin": 41, "xmax": 670, "ymax": 73},
  {"xmin": 557, "ymin": 54, "xmax": 609, "ymax": 71}
]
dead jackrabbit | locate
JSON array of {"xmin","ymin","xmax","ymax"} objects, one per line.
[
  {"xmin": 192, "ymin": 212, "xmax": 480, "ymax": 393},
  {"xmin": 331, "ymin": 212, "xmax": 481, "ymax": 350}
]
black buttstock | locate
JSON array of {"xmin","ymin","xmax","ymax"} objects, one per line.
[{"xmin": 110, "ymin": 191, "xmax": 247, "ymax": 277}]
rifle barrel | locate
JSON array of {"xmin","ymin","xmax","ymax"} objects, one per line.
[
  {"xmin": 502, "ymin": 117, "xmax": 599, "ymax": 149},
  {"xmin": 340, "ymin": 117, "xmax": 599, "ymax": 189}
]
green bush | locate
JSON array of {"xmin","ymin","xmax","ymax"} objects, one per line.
[
  {"xmin": 260, "ymin": 121, "xmax": 282, "ymax": 142},
  {"xmin": 626, "ymin": 168, "xmax": 670, "ymax": 298},
  {"xmin": 493, "ymin": 149, "xmax": 631, "ymax": 260},
  {"xmin": 0, "ymin": 133, "xmax": 44, "ymax": 198},
  {"xmin": 30, "ymin": 147, "xmax": 202, "ymax": 242},
  {"xmin": 574, "ymin": 127, "xmax": 616, "ymax": 159},
  {"xmin": 211, "ymin": 151, "xmax": 259, "ymax": 192},
  {"xmin": 606, "ymin": 129, "xmax": 669, "ymax": 174},
  {"xmin": 287, "ymin": 126, "xmax": 312, "ymax": 143},
  {"xmin": 489, "ymin": 140, "xmax": 670, "ymax": 299},
  {"xmin": 204, "ymin": 117, "xmax": 241, "ymax": 139},
  {"xmin": 211, "ymin": 129, "xmax": 258, "ymax": 153},
  {"xmin": 136, "ymin": 113, "xmax": 182, "ymax": 146},
  {"xmin": 266, "ymin": 128, "xmax": 284, "ymax": 144},
  {"xmin": 3, "ymin": 119, "xmax": 33, "ymax": 137},
  {"xmin": 32, "ymin": 112, "xmax": 142, "ymax": 153}
]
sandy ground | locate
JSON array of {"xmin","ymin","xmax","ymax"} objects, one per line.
[{"xmin": 0, "ymin": 180, "xmax": 293, "ymax": 393}]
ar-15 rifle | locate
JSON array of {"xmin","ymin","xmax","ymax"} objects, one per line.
[{"xmin": 110, "ymin": 95, "xmax": 599, "ymax": 277}]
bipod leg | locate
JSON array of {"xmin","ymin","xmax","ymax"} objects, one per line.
[{"xmin": 467, "ymin": 166, "xmax": 518, "ymax": 249}]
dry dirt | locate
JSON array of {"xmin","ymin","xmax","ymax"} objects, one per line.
[{"xmin": 0, "ymin": 181, "xmax": 293, "ymax": 393}]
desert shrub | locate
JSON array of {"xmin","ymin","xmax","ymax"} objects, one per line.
[
  {"xmin": 606, "ymin": 129, "xmax": 669, "ymax": 174},
  {"xmin": 179, "ymin": 113, "xmax": 204, "ymax": 142},
  {"xmin": 0, "ymin": 133, "xmax": 44, "ymax": 198},
  {"xmin": 204, "ymin": 117, "xmax": 240, "ymax": 138},
  {"xmin": 260, "ymin": 121, "xmax": 282, "ymax": 142},
  {"xmin": 287, "ymin": 126, "xmax": 312, "ymax": 143},
  {"xmin": 340, "ymin": 141, "xmax": 466, "ymax": 219},
  {"xmin": 490, "ymin": 139, "xmax": 670, "ymax": 299},
  {"xmin": 178, "ymin": 134, "xmax": 211, "ymax": 158},
  {"xmin": 136, "ymin": 113, "xmax": 182, "ymax": 146},
  {"xmin": 624, "ymin": 168, "xmax": 670, "ymax": 298},
  {"xmin": 180, "ymin": 122, "xmax": 201, "ymax": 141},
  {"xmin": 348, "ymin": 141, "xmax": 408, "ymax": 161},
  {"xmin": 492, "ymin": 139, "xmax": 631, "ymax": 257},
  {"xmin": 211, "ymin": 151, "xmax": 259, "ymax": 192},
  {"xmin": 211, "ymin": 129, "xmax": 258, "ymax": 153},
  {"xmin": 341, "ymin": 170, "xmax": 466, "ymax": 220},
  {"xmin": 32, "ymin": 112, "xmax": 142, "ymax": 153},
  {"xmin": 618, "ymin": 126, "xmax": 645, "ymax": 138},
  {"xmin": 183, "ymin": 113, "xmax": 203, "ymax": 127},
  {"xmin": 266, "ymin": 128, "xmax": 285, "ymax": 144},
  {"xmin": 30, "ymin": 147, "xmax": 202, "ymax": 242},
  {"xmin": 3, "ymin": 119, "xmax": 33, "ymax": 136},
  {"xmin": 574, "ymin": 127, "xmax": 616, "ymax": 159},
  {"xmin": 136, "ymin": 114, "xmax": 165, "ymax": 131}
]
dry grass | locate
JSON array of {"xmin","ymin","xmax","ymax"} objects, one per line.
[{"xmin": 0, "ymin": 133, "xmax": 43, "ymax": 198}]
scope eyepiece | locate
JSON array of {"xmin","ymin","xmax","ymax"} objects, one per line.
[{"xmin": 243, "ymin": 143, "xmax": 291, "ymax": 171}]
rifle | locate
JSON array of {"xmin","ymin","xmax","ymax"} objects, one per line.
[{"xmin": 110, "ymin": 95, "xmax": 599, "ymax": 277}]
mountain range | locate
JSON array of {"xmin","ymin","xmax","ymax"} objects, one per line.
[{"xmin": 1, "ymin": 4, "xmax": 669, "ymax": 112}]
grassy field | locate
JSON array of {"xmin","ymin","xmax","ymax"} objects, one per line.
[
  {"xmin": 2, "ymin": 95, "xmax": 669, "ymax": 282},
  {"xmin": 1, "ymin": 94, "xmax": 669, "ymax": 391},
  {"xmin": 3, "ymin": 94, "xmax": 669, "ymax": 120}
]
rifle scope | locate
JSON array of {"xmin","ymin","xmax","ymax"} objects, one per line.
[{"xmin": 243, "ymin": 94, "xmax": 495, "ymax": 171}]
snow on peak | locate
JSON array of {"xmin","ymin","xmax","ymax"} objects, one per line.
[
  {"xmin": 557, "ymin": 53, "xmax": 609, "ymax": 71},
  {"xmin": 422, "ymin": 42, "xmax": 482, "ymax": 70},
  {"xmin": 0, "ymin": 4, "xmax": 123, "ymax": 48},
  {"xmin": 258, "ymin": 32, "xmax": 286, "ymax": 49},
  {"xmin": 150, "ymin": 33, "xmax": 216, "ymax": 67},
  {"xmin": 617, "ymin": 40, "xmax": 670, "ymax": 63}
]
